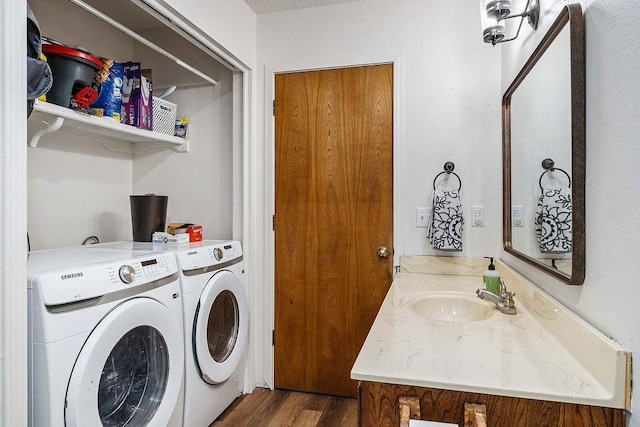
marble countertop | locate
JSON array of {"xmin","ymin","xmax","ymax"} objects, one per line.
[{"xmin": 351, "ymin": 256, "xmax": 630, "ymax": 409}]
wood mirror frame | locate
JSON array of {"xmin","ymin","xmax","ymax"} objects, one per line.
[{"xmin": 502, "ymin": 4, "xmax": 585, "ymax": 285}]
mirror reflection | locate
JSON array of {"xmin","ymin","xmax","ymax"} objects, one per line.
[
  {"xmin": 503, "ymin": 4, "xmax": 585, "ymax": 284},
  {"xmin": 510, "ymin": 25, "xmax": 572, "ymax": 274}
]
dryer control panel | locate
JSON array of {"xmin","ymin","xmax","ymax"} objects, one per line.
[
  {"xmin": 176, "ymin": 240, "xmax": 243, "ymax": 271},
  {"xmin": 207, "ymin": 243, "xmax": 242, "ymax": 263}
]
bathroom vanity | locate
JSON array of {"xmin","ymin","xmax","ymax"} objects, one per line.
[{"xmin": 351, "ymin": 257, "xmax": 629, "ymax": 426}]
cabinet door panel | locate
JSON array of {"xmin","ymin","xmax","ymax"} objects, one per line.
[{"xmin": 358, "ymin": 382, "xmax": 625, "ymax": 427}]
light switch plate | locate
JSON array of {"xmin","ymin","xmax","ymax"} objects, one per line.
[{"xmin": 416, "ymin": 207, "xmax": 430, "ymax": 227}]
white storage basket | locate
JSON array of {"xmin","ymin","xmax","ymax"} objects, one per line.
[{"xmin": 152, "ymin": 97, "xmax": 178, "ymax": 135}]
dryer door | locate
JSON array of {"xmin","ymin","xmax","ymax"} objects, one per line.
[
  {"xmin": 194, "ymin": 270, "xmax": 249, "ymax": 384},
  {"xmin": 65, "ymin": 297, "xmax": 183, "ymax": 427}
]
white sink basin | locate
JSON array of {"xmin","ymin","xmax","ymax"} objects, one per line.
[{"xmin": 410, "ymin": 292, "xmax": 493, "ymax": 322}]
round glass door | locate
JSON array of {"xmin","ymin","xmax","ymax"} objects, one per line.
[
  {"xmin": 65, "ymin": 297, "xmax": 183, "ymax": 427},
  {"xmin": 194, "ymin": 270, "xmax": 248, "ymax": 384},
  {"xmin": 98, "ymin": 325, "xmax": 169, "ymax": 426},
  {"xmin": 208, "ymin": 290, "xmax": 239, "ymax": 363}
]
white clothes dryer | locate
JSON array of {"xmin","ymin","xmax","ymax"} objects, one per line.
[
  {"xmin": 27, "ymin": 248, "xmax": 185, "ymax": 427},
  {"xmin": 88, "ymin": 240, "xmax": 249, "ymax": 426}
]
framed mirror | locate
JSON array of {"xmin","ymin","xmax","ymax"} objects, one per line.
[{"xmin": 502, "ymin": 4, "xmax": 585, "ymax": 285}]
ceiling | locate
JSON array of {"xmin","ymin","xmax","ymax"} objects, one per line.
[{"xmin": 244, "ymin": 0, "xmax": 367, "ymax": 14}]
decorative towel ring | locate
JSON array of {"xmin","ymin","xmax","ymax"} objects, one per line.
[
  {"xmin": 538, "ymin": 158, "xmax": 571, "ymax": 190},
  {"xmin": 433, "ymin": 161, "xmax": 462, "ymax": 191}
]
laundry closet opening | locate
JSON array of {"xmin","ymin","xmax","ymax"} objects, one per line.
[{"xmin": 27, "ymin": 0, "xmax": 244, "ymax": 250}]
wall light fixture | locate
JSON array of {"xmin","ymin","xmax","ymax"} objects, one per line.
[{"xmin": 481, "ymin": 0, "xmax": 540, "ymax": 45}]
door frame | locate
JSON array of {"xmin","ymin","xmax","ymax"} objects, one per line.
[
  {"xmin": 1, "ymin": 1, "xmax": 28, "ymax": 426},
  {"xmin": 263, "ymin": 52, "xmax": 405, "ymax": 388}
]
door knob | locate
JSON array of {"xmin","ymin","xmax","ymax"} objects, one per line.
[{"xmin": 377, "ymin": 246, "xmax": 390, "ymax": 258}]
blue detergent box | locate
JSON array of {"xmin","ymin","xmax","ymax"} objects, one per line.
[{"xmin": 121, "ymin": 62, "xmax": 152, "ymax": 129}]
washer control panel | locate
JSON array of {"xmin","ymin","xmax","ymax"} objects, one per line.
[
  {"xmin": 39, "ymin": 253, "xmax": 178, "ymax": 307},
  {"xmin": 113, "ymin": 255, "xmax": 173, "ymax": 285}
]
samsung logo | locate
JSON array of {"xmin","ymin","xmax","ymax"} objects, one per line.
[
  {"xmin": 187, "ymin": 251, "xmax": 198, "ymax": 256},
  {"xmin": 61, "ymin": 272, "xmax": 83, "ymax": 280}
]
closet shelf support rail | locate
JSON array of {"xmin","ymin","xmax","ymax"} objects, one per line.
[{"xmin": 68, "ymin": 0, "xmax": 219, "ymax": 86}]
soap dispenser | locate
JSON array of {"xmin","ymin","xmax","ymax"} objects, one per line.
[{"xmin": 483, "ymin": 257, "xmax": 501, "ymax": 294}]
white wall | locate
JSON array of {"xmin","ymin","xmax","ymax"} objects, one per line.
[
  {"xmin": 501, "ymin": 0, "xmax": 640, "ymax": 422},
  {"xmin": 28, "ymin": 140, "xmax": 134, "ymax": 249},
  {"xmin": 254, "ymin": 0, "xmax": 503, "ymax": 387}
]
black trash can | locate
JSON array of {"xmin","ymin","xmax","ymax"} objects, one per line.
[{"xmin": 130, "ymin": 194, "xmax": 168, "ymax": 242}]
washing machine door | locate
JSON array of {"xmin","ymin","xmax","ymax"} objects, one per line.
[
  {"xmin": 193, "ymin": 270, "xmax": 249, "ymax": 384},
  {"xmin": 65, "ymin": 297, "xmax": 183, "ymax": 427}
]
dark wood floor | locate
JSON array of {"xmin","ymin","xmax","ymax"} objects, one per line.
[{"xmin": 210, "ymin": 387, "xmax": 357, "ymax": 426}]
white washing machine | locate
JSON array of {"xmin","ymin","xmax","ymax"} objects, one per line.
[
  {"xmin": 88, "ymin": 240, "xmax": 249, "ymax": 426},
  {"xmin": 27, "ymin": 248, "xmax": 185, "ymax": 427}
]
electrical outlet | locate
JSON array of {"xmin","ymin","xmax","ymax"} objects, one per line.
[
  {"xmin": 512, "ymin": 205, "xmax": 524, "ymax": 227},
  {"xmin": 471, "ymin": 206, "xmax": 485, "ymax": 227},
  {"xmin": 416, "ymin": 207, "xmax": 430, "ymax": 227}
]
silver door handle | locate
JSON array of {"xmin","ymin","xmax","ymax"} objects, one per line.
[{"xmin": 377, "ymin": 246, "xmax": 390, "ymax": 258}]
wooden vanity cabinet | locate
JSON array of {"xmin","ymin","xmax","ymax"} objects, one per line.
[{"xmin": 358, "ymin": 381, "xmax": 625, "ymax": 427}]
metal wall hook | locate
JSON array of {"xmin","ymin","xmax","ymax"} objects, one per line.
[
  {"xmin": 444, "ymin": 161, "xmax": 455, "ymax": 173},
  {"xmin": 433, "ymin": 161, "xmax": 462, "ymax": 190},
  {"xmin": 539, "ymin": 157, "xmax": 571, "ymax": 189},
  {"xmin": 541, "ymin": 158, "xmax": 555, "ymax": 170}
]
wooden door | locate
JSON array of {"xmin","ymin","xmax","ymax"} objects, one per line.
[{"xmin": 274, "ymin": 64, "xmax": 393, "ymax": 398}]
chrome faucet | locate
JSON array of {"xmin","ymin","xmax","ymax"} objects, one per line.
[{"xmin": 476, "ymin": 281, "xmax": 517, "ymax": 315}]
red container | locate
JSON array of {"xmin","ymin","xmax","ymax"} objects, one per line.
[{"xmin": 167, "ymin": 223, "xmax": 202, "ymax": 242}]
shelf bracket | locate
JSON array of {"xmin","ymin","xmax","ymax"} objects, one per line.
[
  {"xmin": 130, "ymin": 140, "xmax": 189, "ymax": 154},
  {"xmin": 29, "ymin": 116, "xmax": 64, "ymax": 148},
  {"xmin": 174, "ymin": 140, "xmax": 189, "ymax": 153}
]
